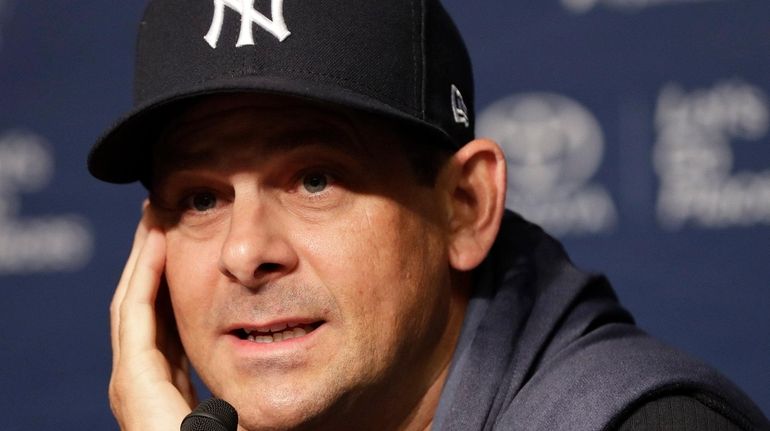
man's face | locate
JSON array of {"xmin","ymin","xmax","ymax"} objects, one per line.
[{"xmin": 151, "ymin": 95, "xmax": 467, "ymax": 430}]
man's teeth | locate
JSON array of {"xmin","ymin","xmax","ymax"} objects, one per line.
[{"xmin": 245, "ymin": 324, "xmax": 313, "ymax": 343}]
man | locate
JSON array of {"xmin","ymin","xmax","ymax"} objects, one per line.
[{"xmin": 89, "ymin": 0, "xmax": 770, "ymax": 430}]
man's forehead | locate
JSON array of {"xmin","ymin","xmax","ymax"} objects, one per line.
[{"xmin": 154, "ymin": 93, "xmax": 385, "ymax": 167}]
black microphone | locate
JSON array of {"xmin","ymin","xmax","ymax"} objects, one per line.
[{"xmin": 181, "ymin": 398, "xmax": 239, "ymax": 431}]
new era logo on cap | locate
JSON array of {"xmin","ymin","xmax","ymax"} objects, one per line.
[
  {"xmin": 205, "ymin": 0, "xmax": 291, "ymax": 48},
  {"xmin": 451, "ymin": 85, "xmax": 470, "ymax": 128}
]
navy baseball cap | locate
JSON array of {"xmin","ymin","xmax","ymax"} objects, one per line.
[{"xmin": 88, "ymin": 0, "xmax": 475, "ymax": 183}]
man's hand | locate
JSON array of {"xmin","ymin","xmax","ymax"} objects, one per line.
[{"xmin": 108, "ymin": 204, "xmax": 197, "ymax": 430}]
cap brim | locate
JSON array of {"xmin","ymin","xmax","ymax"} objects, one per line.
[{"xmin": 88, "ymin": 75, "xmax": 455, "ymax": 184}]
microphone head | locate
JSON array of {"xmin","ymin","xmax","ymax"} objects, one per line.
[{"xmin": 181, "ymin": 398, "xmax": 239, "ymax": 431}]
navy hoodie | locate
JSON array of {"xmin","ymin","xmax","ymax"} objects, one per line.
[{"xmin": 433, "ymin": 211, "xmax": 769, "ymax": 430}]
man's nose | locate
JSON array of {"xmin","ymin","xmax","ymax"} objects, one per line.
[{"xmin": 218, "ymin": 199, "xmax": 299, "ymax": 287}]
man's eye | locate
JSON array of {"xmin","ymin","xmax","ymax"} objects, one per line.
[
  {"xmin": 189, "ymin": 192, "xmax": 217, "ymax": 212},
  {"xmin": 302, "ymin": 173, "xmax": 330, "ymax": 193}
]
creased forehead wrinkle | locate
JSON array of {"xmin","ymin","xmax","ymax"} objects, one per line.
[
  {"xmin": 157, "ymin": 126, "xmax": 363, "ymax": 174},
  {"xmin": 152, "ymin": 101, "xmax": 383, "ymax": 182}
]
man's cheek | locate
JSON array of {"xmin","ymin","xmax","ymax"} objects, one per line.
[
  {"xmin": 165, "ymin": 242, "xmax": 219, "ymax": 320},
  {"xmin": 166, "ymin": 231, "xmax": 220, "ymax": 274}
]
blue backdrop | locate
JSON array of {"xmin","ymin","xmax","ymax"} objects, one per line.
[{"xmin": 0, "ymin": 0, "xmax": 768, "ymax": 428}]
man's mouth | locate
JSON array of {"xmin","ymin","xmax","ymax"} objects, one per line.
[{"xmin": 234, "ymin": 322, "xmax": 323, "ymax": 344}]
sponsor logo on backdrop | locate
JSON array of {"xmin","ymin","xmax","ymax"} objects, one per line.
[
  {"xmin": 562, "ymin": 0, "xmax": 724, "ymax": 14},
  {"xmin": 477, "ymin": 93, "xmax": 617, "ymax": 236},
  {"xmin": 0, "ymin": 130, "xmax": 93, "ymax": 274},
  {"xmin": 205, "ymin": 0, "xmax": 291, "ymax": 48},
  {"xmin": 654, "ymin": 79, "xmax": 770, "ymax": 229}
]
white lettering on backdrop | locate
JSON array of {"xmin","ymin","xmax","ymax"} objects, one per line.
[
  {"xmin": 562, "ymin": 0, "xmax": 725, "ymax": 14},
  {"xmin": 0, "ymin": 130, "xmax": 93, "ymax": 273},
  {"xmin": 654, "ymin": 80, "xmax": 770, "ymax": 229}
]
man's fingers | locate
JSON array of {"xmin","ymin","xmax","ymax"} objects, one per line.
[
  {"xmin": 118, "ymin": 228, "xmax": 167, "ymax": 356},
  {"xmin": 107, "ymin": 208, "xmax": 195, "ymax": 429},
  {"xmin": 110, "ymin": 202, "xmax": 156, "ymax": 369}
]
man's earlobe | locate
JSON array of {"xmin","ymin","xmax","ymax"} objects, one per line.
[{"xmin": 446, "ymin": 139, "xmax": 507, "ymax": 271}]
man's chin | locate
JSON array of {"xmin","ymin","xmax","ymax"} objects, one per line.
[{"xmin": 220, "ymin": 384, "xmax": 342, "ymax": 431}]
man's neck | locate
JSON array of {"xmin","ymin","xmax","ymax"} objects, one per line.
[{"xmin": 397, "ymin": 275, "xmax": 471, "ymax": 431}]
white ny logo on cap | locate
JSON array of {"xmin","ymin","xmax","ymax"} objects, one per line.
[{"xmin": 205, "ymin": 0, "xmax": 291, "ymax": 48}]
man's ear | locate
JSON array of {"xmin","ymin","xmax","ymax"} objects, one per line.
[{"xmin": 444, "ymin": 138, "xmax": 507, "ymax": 271}]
